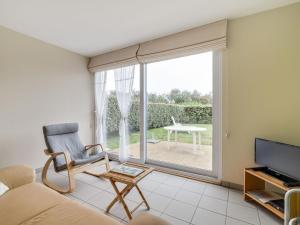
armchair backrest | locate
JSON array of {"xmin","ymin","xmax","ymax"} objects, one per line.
[{"xmin": 43, "ymin": 123, "xmax": 85, "ymax": 171}]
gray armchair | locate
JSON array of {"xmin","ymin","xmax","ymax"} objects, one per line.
[{"xmin": 42, "ymin": 123, "xmax": 110, "ymax": 193}]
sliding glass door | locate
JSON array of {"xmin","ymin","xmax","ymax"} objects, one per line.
[
  {"xmin": 97, "ymin": 51, "xmax": 221, "ymax": 178},
  {"xmin": 145, "ymin": 52, "xmax": 218, "ymax": 175}
]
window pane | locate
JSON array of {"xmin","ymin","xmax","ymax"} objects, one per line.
[{"xmin": 146, "ymin": 53, "xmax": 213, "ymax": 171}]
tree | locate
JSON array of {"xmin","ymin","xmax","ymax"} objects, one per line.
[
  {"xmin": 182, "ymin": 90, "xmax": 192, "ymax": 103},
  {"xmin": 169, "ymin": 89, "xmax": 185, "ymax": 104},
  {"xmin": 191, "ymin": 90, "xmax": 201, "ymax": 102}
]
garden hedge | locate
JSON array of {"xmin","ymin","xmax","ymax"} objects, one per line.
[{"xmin": 105, "ymin": 95, "xmax": 212, "ymax": 134}]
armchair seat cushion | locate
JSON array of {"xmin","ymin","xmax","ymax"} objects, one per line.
[{"xmin": 72, "ymin": 151, "xmax": 106, "ymax": 166}]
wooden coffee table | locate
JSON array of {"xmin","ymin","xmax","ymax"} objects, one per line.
[{"xmin": 102, "ymin": 163, "xmax": 154, "ymax": 220}]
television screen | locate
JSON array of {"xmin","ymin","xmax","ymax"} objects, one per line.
[{"xmin": 255, "ymin": 138, "xmax": 300, "ymax": 180}]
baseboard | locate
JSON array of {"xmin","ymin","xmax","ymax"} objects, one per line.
[{"xmin": 221, "ymin": 181, "xmax": 243, "ymax": 190}]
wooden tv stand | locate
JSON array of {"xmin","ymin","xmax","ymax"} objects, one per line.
[{"xmin": 244, "ymin": 167, "xmax": 300, "ymax": 219}]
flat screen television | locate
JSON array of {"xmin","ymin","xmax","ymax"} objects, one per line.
[{"xmin": 255, "ymin": 138, "xmax": 300, "ymax": 182}]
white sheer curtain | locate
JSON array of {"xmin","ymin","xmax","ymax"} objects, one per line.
[
  {"xmin": 95, "ymin": 71, "xmax": 107, "ymax": 146},
  {"xmin": 114, "ymin": 66, "xmax": 135, "ymax": 162}
]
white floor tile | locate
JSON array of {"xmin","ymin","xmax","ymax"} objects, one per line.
[
  {"xmin": 133, "ymin": 207, "xmax": 161, "ymax": 217},
  {"xmin": 228, "ymin": 189, "xmax": 256, "ymax": 209},
  {"xmin": 71, "ymin": 183, "xmax": 103, "ymax": 201},
  {"xmin": 85, "ymin": 190, "xmax": 115, "ymax": 210},
  {"xmin": 227, "ymin": 202, "xmax": 260, "ymax": 225},
  {"xmin": 162, "ymin": 175, "xmax": 186, "ymax": 188},
  {"xmin": 75, "ymin": 173, "xmax": 101, "ymax": 184},
  {"xmin": 147, "ymin": 192, "xmax": 172, "ymax": 212},
  {"xmin": 139, "ymin": 179, "xmax": 161, "ymax": 192},
  {"xmin": 192, "ymin": 208, "xmax": 226, "ymax": 225},
  {"xmin": 174, "ymin": 189, "xmax": 202, "ymax": 206},
  {"xmin": 124, "ymin": 187, "xmax": 151, "ymax": 203},
  {"xmin": 226, "ymin": 217, "xmax": 253, "ymax": 225},
  {"xmin": 153, "ymin": 183, "xmax": 179, "ymax": 198},
  {"xmin": 146, "ymin": 171, "xmax": 169, "ymax": 183},
  {"xmin": 109, "ymin": 200, "xmax": 138, "ymax": 220},
  {"xmin": 91, "ymin": 178, "xmax": 112, "ymax": 191},
  {"xmin": 198, "ymin": 195, "xmax": 227, "ymax": 215},
  {"xmin": 116, "ymin": 182, "xmax": 127, "ymax": 190},
  {"xmin": 160, "ymin": 214, "xmax": 190, "ymax": 225},
  {"xmin": 65, "ymin": 194, "xmax": 86, "ymax": 204},
  {"xmin": 82, "ymin": 202, "xmax": 105, "ymax": 212},
  {"xmin": 181, "ymin": 180, "xmax": 206, "ymax": 194},
  {"xmin": 164, "ymin": 200, "xmax": 196, "ymax": 222},
  {"xmin": 204, "ymin": 184, "xmax": 229, "ymax": 201},
  {"xmin": 41, "ymin": 172, "xmax": 70, "ymax": 187},
  {"xmin": 258, "ymin": 208, "xmax": 283, "ymax": 225}
]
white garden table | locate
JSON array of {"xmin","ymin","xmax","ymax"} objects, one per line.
[{"xmin": 164, "ymin": 125, "xmax": 207, "ymax": 150}]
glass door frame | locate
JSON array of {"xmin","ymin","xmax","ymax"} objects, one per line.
[
  {"xmin": 140, "ymin": 51, "xmax": 222, "ymax": 179},
  {"xmin": 106, "ymin": 51, "xmax": 222, "ymax": 179}
]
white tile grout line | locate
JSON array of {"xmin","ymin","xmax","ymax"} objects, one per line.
[
  {"xmin": 225, "ymin": 191, "xmax": 229, "ymax": 225},
  {"xmin": 189, "ymin": 190, "xmax": 205, "ymax": 225},
  {"xmin": 257, "ymin": 206, "xmax": 262, "ymax": 225}
]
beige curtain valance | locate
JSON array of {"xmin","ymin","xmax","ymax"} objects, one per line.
[
  {"xmin": 88, "ymin": 19, "xmax": 227, "ymax": 72},
  {"xmin": 88, "ymin": 45, "xmax": 139, "ymax": 72},
  {"xmin": 137, "ymin": 19, "xmax": 227, "ymax": 63}
]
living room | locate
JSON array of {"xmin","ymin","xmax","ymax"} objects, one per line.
[{"xmin": 0, "ymin": 1, "xmax": 300, "ymax": 225}]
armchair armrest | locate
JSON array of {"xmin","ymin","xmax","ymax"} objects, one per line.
[
  {"xmin": 44, "ymin": 149, "xmax": 73, "ymax": 168},
  {"xmin": 0, "ymin": 165, "xmax": 35, "ymax": 190},
  {"xmin": 84, "ymin": 144, "xmax": 104, "ymax": 152},
  {"xmin": 128, "ymin": 213, "xmax": 171, "ymax": 225}
]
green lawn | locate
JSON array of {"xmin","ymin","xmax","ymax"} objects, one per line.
[{"xmin": 107, "ymin": 124, "xmax": 212, "ymax": 150}]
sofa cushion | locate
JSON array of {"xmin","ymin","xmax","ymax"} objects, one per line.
[
  {"xmin": 0, "ymin": 182, "xmax": 122, "ymax": 225},
  {"xmin": 0, "ymin": 165, "xmax": 35, "ymax": 189},
  {"xmin": 0, "ymin": 183, "xmax": 66, "ymax": 225},
  {"xmin": 20, "ymin": 201, "xmax": 122, "ymax": 225}
]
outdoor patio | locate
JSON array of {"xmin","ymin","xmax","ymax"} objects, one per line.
[{"xmin": 110, "ymin": 141, "xmax": 213, "ymax": 171}]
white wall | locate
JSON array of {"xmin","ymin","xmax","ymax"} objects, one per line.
[
  {"xmin": 0, "ymin": 26, "xmax": 93, "ymax": 169},
  {"xmin": 222, "ymin": 3, "xmax": 300, "ymax": 185}
]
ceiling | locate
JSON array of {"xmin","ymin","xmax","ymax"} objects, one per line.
[{"xmin": 0, "ymin": 0, "xmax": 299, "ymax": 57}]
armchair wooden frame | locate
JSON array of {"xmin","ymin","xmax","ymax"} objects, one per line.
[{"xmin": 42, "ymin": 144, "xmax": 110, "ymax": 194}]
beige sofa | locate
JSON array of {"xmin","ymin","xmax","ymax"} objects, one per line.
[{"xmin": 0, "ymin": 165, "xmax": 170, "ymax": 225}]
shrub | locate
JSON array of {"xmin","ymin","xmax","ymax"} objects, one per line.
[
  {"xmin": 147, "ymin": 103, "xmax": 184, "ymax": 128},
  {"xmin": 182, "ymin": 106, "xmax": 212, "ymax": 124},
  {"xmin": 105, "ymin": 96, "xmax": 121, "ymax": 134},
  {"xmin": 105, "ymin": 95, "xmax": 212, "ymax": 134}
]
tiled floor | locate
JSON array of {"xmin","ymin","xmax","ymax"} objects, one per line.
[{"xmin": 37, "ymin": 162, "xmax": 283, "ymax": 225}]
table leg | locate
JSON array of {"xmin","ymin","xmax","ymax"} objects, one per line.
[
  {"xmin": 135, "ymin": 185, "xmax": 150, "ymax": 210},
  {"xmin": 198, "ymin": 131, "xmax": 202, "ymax": 149},
  {"xmin": 192, "ymin": 132, "xmax": 196, "ymax": 151},
  {"xmin": 107, "ymin": 179, "xmax": 133, "ymax": 220},
  {"xmin": 175, "ymin": 131, "xmax": 178, "ymax": 142},
  {"xmin": 167, "ymin": 130, "xmax": 170, "ymax": 149},
  {"xmin": 106, "ymin": 182, "xmax": 132, "ymax": 212}
]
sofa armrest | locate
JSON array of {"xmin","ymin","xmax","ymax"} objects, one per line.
[
  {"xmin": 0, "ymin": 165, "xmax": 35, "ymax": 189},
  {"xmin": 128, "ymin": 213, "xmax": 171, "ymax": 225}
]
